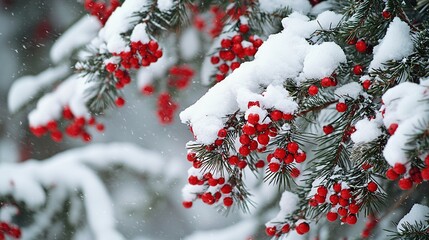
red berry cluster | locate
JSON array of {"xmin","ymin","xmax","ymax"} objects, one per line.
[
  {"xmin": 386, "ymin": 160, "xmax": 429, "ymax": 190},
  {"xmin": 361, "ymin": 215, "xmax": 378, "ymax": 238},
  {"xmin": 167, "ymin": 65, "xmax": 195, "ymax": 90},
  {"xmin": 157, "ymin": 93, "xmax": 178, "ymax": 124},
  {"xmin": 83, "ymin": 0, "xmax": 120, "ymax": 25},
  {"xmin": 210, "ymin": 26, "xmax": 263, "ymax": 82},
  {"xmin": 30, "ymin": 106, "xmax": 104, "ymax": 142},
  {"xmin": 307, "ymin": 76, "xmax": 338, "ymax": 96},
  {"xmin": 0, "ymin": 221, "xmax": 21, "ymax": 239},
  {"xmin": 309, "ymin": 183, "xmax": 360, "ymax": 225},
  {"xmin": 265, "ymin": 221, "xmax": 310, "ymax": 237}
]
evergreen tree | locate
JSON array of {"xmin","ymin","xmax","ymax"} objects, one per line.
[{"xmin": 4, "ymin": 0, "xmax": 429, "ymax": 239}]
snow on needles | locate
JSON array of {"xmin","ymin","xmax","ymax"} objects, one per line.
[
  {"xmin": 369, "ymin": 17, "xmax": 413, "ymax": 71},
  {"xmin": 266, "ymin": 191, "xmax": 299, "ymax": 227},
  {"xmin": 0, "ymin": 143, "xmax": 168, "ymax": 240},
  {"xmin": 180, "ymin": 11, "xmax": 345, "ymax": 144},
  {"xmin": 382, "ymin": 82, "xmax": 429, "ymax": 166},
  {"xmin": 259, "ymin": 0, "xmax": 312, "ymax": 14},
  {"xmin": 397, "ymin": 204, "xmax": 429, "ymax": 233}
]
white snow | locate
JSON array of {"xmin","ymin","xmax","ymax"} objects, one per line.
[
  {"xmin": 130, "ymin": 23, "xmax": 150, "ymax": 43},
  {"xmin": 334, "ymin": 82, "xmax": 363, "ymax": 100},
  {"xmin": 266, "ymin": 191, "xmax": 299, "ymax": 226},
  {"xmin": 157, "ymin": 0, "xmax": 175, "ymax": 12},
  {"xmin": 351, "ymin": 116, "xmax": 382, "ymax": 143},
  {"xmin": 181, "ymin": 11, "xmax": 345, "ymax": 144},
  {"xmin": 382, "ymin": 82, "xmax": 429, "ymax": 166},
  {"xmin": 184, "ymin": 219, "xmax": 258, "ymax": 240},
  {"xmin": 369, "ymin": 18, "xmax": 413, "ymax": 71},
  {"xmin": 0, "ymin": 143, "xmax": 168, "ymax": 240},
  {"xmin": 302, "ymin": 42, "xmax": 346, "ymax": 79},
  {"xmin": 8, "ymin": 65, "xmax": 70, "ymax": 113},
  {"xmin": 397, "ymin": 204, "xmax": 429, "ymax": 233},
  {"xmin": 180, "ymin": 28, "xmax": 201, "ymax": 61},
  {"xmin": 50, "ymin": 16, "xmax": 101, "ymax": 63},
  {"xmin": 259, "ymin": 0, "xmax": 312, "ymax": 14}
]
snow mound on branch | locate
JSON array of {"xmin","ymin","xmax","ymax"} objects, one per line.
[
  {"xmin": 130, "ymin": 23, "xmax": 150, "ymax": 43},
  {"xmin": 382, "ymin": 82, "xmax": 429, "ymax": 166},
  {"xmin": 302, "ymin": 42, "xmax": 346, "ymax": 79},
  {"xmin": 99, "ymin": 0, "xmax": 149, "ymax": 53},
  {"xmin": 351, "ymin": 115, "xmax": 382, "ymax": 143},
  {"xmin": 397, "ymin": 204, "xmax": 429, "ymax": 233},
  {"xmin": 8, "ymin": 65, "xmax": 70, "ymax": 113},
  {"xmin": 259, "ymin": 0, "xmax": 311, "ymax": 14},
  {"xmin": 51, "ymin": 15, "xmax": 101, "ymax": 63},
  {"xmin": 0, "ymin": 143, "xmax": 168, "ymax": 240},
  {"xmin": 28, "ymin": 74, "xmax": 92, "ymax": 127},
  {"xmin": 157, "ymin": 0, "xmax": 174, "ymax": 11},
  {"xmin": 180, "ymin": 11, "xmax": 345, "ymax": 144},
  {"xmin": 369, "ymin": 17, "xmax": 413, "ymax": 71},
  {"xmin": 266, "ymin": 191, "xmax": 299, "ymax": 226}
]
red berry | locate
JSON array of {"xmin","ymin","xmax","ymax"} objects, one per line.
[
  {"xmin": 232, "ymin": 35, "xmax": 243, "ymax": 43},
  {"xmin": 355, "ymin": 40, "xmax": 367, "ymax": 53},
  {"xmin": 217, "ymin": 129, "xmax": 227, "ymax": 138},
  {"xmin": 274, "ymin": 148, "xmax": 287, "ymax": 159},
  {"xmin": 283, "ymin": 113, "xmax": 294, "ymax": 121},
  {"xmin": 284, "ymin": 154, "xmax": 294, "ymax": 164},
  {"xmin": 333, "ymin": 183, "xmax": 342, "ymax": 192},
  {"xmin": 115, "ymin": 97, "xmax": 125, "ymax": 107},
  {"xmin": 317, "ymin": 186, "xmax": 328, "ymax": 196},
  {"xmin": 210, "ymin": 56, "xmax": 220, "ymax": 64},
  {"xmin": 340, "ymin": 189, "xmax": 351, "ymax": 199},
  {"xmin": 338, "ymin": 207, "xmax": 348, "ymax": 216},
  {"xmin": 386, "ymin": 168, "xmax": 399, "ymax": 180},
  {"xmin": 339, "ymin": 197, "xmax": 349, "ymax": 207},
  {"xmin": 296, "ymin": 222, "xmax": 310, "ymax": 235},
  {"xmin": 393, "ymin": 163, "xmax": 406, "ymax": 175},
  {"xmin": 270, "ymin": 110, "xmax": 283, "ymax": 121},
  {"xmin": 287, "ymin": 142, "xmax": 299, "ymax": 154},
  {"xmin": 182, "ymin": 201, "xmax": 193, "ymax": 208},
  {"xmin": 82, "ymin": 132, "xmax": 92, "ymax": 142},
  {"xmin": 321, "ymin": 77, "xmax": 333, "ymax": 87},
  {"xmin": 425, "ymin": 155, "xmax": 429, "ymax": 165},
  {"xmin": 242, "ymin": 124, "xmax": 256, "ymax": 135},
  {"xmin": 281, "ymin": 224, "xmax": 290, "ymax": 233},
  {"xmin": 353, "ymin": 65, "xmax": 364, "ymax": 75},
  {"xmin": 382, "ymin": 10, "xmax": 391, "ymax": 19},
  {"xmin": 294, "ymin": 152, "xmax": 306, "ymax": 163},
  {"xmin": 367, "ymin": 181, "xmax": 378, "ymax": 192},
  {"xmin": 255, "ymin": 160, "xmax": 265, "ymax": 168},
  {"xmin": 398, "ymin": 177, "xmax": 413, "ymax": 190},
  {"xmin": 421, "ymin": 167, "xmax": 429, "ymax": 180},
  {"xmin": 221, "ymin": 39, "xmax": 232, "ymax": 48},
  {"xmin": 336, "ymin": 102, "xmax": 347, "ymax": 112},
  {"xmin": 247, "ymin": 113, "xmax": 260, "ymax": 125},
  {"xmin": 346, "ymin": 214, "xmax": 358, "ymax": 225},
  {"xmin": 309, "ymin": 198, "xmax": 318, "ymax": 207},
  {"xmin": 188, "ymin": 175, "xmax": 198, "ymax": 185},
  {"xmin": 388, "ymin": 123, "xmax": 398, "ymax": 135},
  {"xmin": 323, "ymin": 125, "xmax": 334, "ymax": 135},
  {"xmin": 51, "ymin": 131, "xmax": 63, "ymax": 142},
  {"xmin": 257, "ymin": 134, "xmax": 270, "ymax": 145},
  {"xmin": 223, "ymin": 197, "xmax": 233, "ymax": 207},
  {"xmin": 269, "ymin": 162, "xmax": 281, "ymax": 172},
  {"xmin": 239, "ymin": 24, "xmax": 250, "ymax": 33},
  {"xmin": 329, "ymin": 195, "xmax": 339, "ymax": 205},
  {"xmin": 326, "ymin": 211, "xmax": 338, "ymax": 222},
  {"xmin": 105, "ymin": 63, "xmax": 117, "ymax": 72},
  {"xmin": 141, "ymin": 85, "xmax": 155, "ymax": 95},
  {"xmin": 362, "ymin": 80, "xmax": 371, "ymax": 90},
  {"xmin": 315, "ymin": 194, "xmax": 326, "ymax": 203},
  {"xmin": 148, "ymin": 40, "xmax": 159, "ymax": 52},
  {"xmin": 237, "ymin": 160, "xmax": 247, "ymax": 169},
  {"xmin": 187, "ymin": 152, "xmax": 196, "ymax": 162},
  {"xmin": 349, "ymin": 203, "xmax": 359, "ymax": 214},
  {"xmin": 290, "ymin": 168, "xmax": 300, "ymax": 178},
  {"xmin": 308, "ymin": 85, "xmax": 319, "ymax": 96},
  {"xmin": 230, "ymin": 62, "xmax": 240, "ymax": 71},
  {"xmin": 265, "ymin": 226, "xmax": 276, "ymax": 236},
  {"xmin": 228, "ymin": 156, "xmax": 239, "ymax": 165},
  {"xmin": 218, "ymin": 63, "xmax": 229, "ymax": 73}
]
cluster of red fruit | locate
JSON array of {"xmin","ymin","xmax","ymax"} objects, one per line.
[
  {"xmin": 83, "ymin": 0, "xmax": 121, "ymax": 25},
  {"xmin": 156, "ymin": 93, "xmax": 178, "ymax": 125},
  {"xmin": 0, "ymin": 221, "xmax": 21, "ymax": 239},
  {"xmin": 307, "ymin": 75, "xmax": 338, "ymax": 97},
  {"xmin": 30, "ymin": 106, "xmax": 104, "ymax": 142},
  {"xmin": 265, "ymin": 221, "xmax": 310, "ymax": 237},
  {"xmin": 183, "ymin": 168, "xmax": 236, "ymax": 209},
  {"xmin": 210, "ymin": 25, "xmax": 263, "ymax": 82},
  {"xmin": 386, "ymin": 158, "xmax": 429, "ymax": 190},
  {"xmin": 167, "ymin": 65, "xmax": 194, "ymax": 90},
  {"xmin": 191, "ymin": 5, "xmax": 226, "ymax": 38},
  {"xmin": 309, "ymin": 183, "xmax": 366, "ymax": 225}
]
